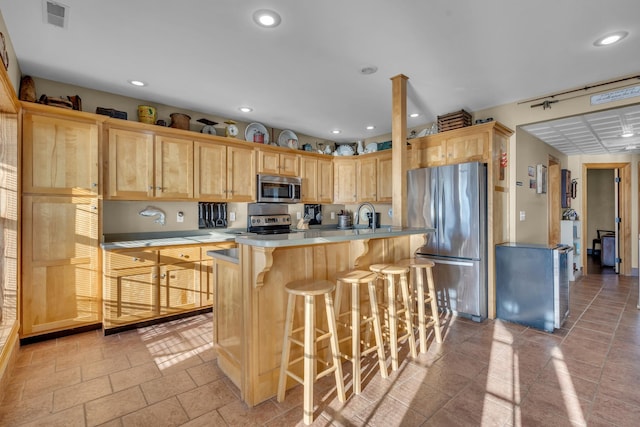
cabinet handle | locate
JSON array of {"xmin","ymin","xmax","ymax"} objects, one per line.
[
  {"xmin": 91, "ymin": 206, "xmax": 97, "ymax": 210},
  {"xmin": 156, "ymin": 186, "xmax": 163, "ymax": 191},
  {"xmin": 92, "ymin": 183, "xmax": 97, "ymax": 187},
  {"xmin": 152, "ymin": 274, "xmax": 158, "ymax": 279},
  {"xmin": 133, "ymin": 257, "xmax": 140, "ymax": 262},
  {"xmin": 148, "ymin": 186, "xmax": 154, "ymax": 190},
  {"xmin": 179, "ymin": 253, "xmax": 187, "ymax": 258},
  {"xmin": 160, "ymin": 273, "xmax": 166, "ymax": 279}
]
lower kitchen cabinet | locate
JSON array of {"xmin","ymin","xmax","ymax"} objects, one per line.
[{"xmin": 21, "ymin": 195, "xmax": 100, "ymax": 337}]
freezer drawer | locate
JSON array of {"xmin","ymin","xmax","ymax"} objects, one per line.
[{"xmin": 419, "ymin": 256, "xmax": 487, "ymax": 321}]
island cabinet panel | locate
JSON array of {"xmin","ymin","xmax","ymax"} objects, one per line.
[
  {"xmin": 21, "ymin": 195, "xmax": 100, "ymax": 337},
  {"xmin": 22, "ymin": 112, "xmax": 99, "ymax": 195},
  {"xmin": 213, "ymin": 257, "xmax": 242, "ymax": 387},
  {"xmin": 106, "ymin": 128, "xmax": 154, "ymax": 199},
  {"xmin": 231, "ymin": 235, "xmax": 417, "ymax": 406},
  {"xmin": 154, "ymin": 135, "xmax": 194, "ymax": 199}
]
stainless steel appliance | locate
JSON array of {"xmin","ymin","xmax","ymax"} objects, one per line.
[
  {"xmin": 257, "ymin": 174, "xmax": 301, "ymax": 203},
  {"xmin": 495, "ymin": 243, "xmax": 571, "ymax": 332},
  {"xmin": 247, "ymin": 203, "xmax": 292, "ymax": 234},
  {"xmin": 407, "ymin": 162, "xmax": 487, "ymax": 321}
]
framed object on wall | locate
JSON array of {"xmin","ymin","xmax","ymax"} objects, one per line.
[{"xmin": 536, "ymin": 164, "xmax": 547, "ymax": 194}]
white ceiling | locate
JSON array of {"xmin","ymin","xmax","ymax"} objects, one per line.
[{"xmin": 1, "ymin": 0, "xmax": 639, "ymax": 149}]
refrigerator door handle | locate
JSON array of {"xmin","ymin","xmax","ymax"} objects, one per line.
[{"xmin": 430, "ymin": 258, "xmax": 475, "ymax": 267}]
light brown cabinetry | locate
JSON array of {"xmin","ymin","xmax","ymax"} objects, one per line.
[
  {"xmin": 333, "ymin": 158, "xmax": 357, "ymax": 203},
  {"xmin": 257, "ymin": 149, "xmax": 299, "ymax": 176},
  {"xmin": 410, "ymin": 124, "xmax": 490, "ymax": 168},
  {"xmin": 357, "ymin": 156, "xmax": 378, "ymax": 202},
  {"xmin": 300, "ymin": 156, "xmax": 333, "ymax": 203},
  {"xmin": 212, "ymin": 256, "xmax": 241, "ymax": 386},
  {"xmin": 334, "ymin": 151, "xmax": 392, "ymax": 203},
  {"xmin": 194, "ymin": 142, "xmax": 255, "ymax": 201},
  {"xmin": 106, "ymin": 128, "xmax": 194, "ymax": 199},
  {"xmin": 22, "ymin": 111, "xmax": 99, "ymax": 195},
  {"xmin": 21, "ymin": 195, "xmax": 100, "ymax": 337}
]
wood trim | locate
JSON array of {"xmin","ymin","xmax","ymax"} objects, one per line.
[
  {"xmin": 581, "ymin": 162, "xmax": 631, "ymax": 276},
  {"xmin": 0, "ymin": 323, "xmax": 20, "ymax": 399},
  {"xmin": 391, "ymin": 74, "xmax": 408, "ymax": 227},
  {"xmin": 0, "ymin": 66, "xmax": 19, "ymax": 113}
]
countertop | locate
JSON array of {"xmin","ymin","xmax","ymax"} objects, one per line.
[{"xmin": 101, "ymin": 227, "xmax": 434, "ymax": 250}]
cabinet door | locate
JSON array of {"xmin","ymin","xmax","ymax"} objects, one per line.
[
  {"xmin": 300, "ymin": 156, "xmax": 318, "ymax": 202},
  {"xmin": 23, "ymin": 113, "xmax": 99, "ymax": 195},
  {"xmin": 377, "ymin": 154, "xmax": 393, "ymax": 202},
  {"xmin": 107, "ymin": 128, "xmax": 154, "ymax": 199},
  {"xmin": 103, "ymin": 266, "xmax": 158, "ymax": 329},
  {"xmin": 160, "ymin": 263, "xmax": 200, "ymax": 313},
  {"xmin": 257, "ymin": 150, "xmax": 280, "ymax": 175},
  {"xmin": 194, "ymin": 141, "xmax": 227, "ymax": 200},
  {"xmin": 155, "ymin": 135, "xmax": 194, "ymax": 199},
  {"xmin": 227, "ymin": 146, "xmax": 255, "ymax": 201},
  {"xmin": 420, "ymin": 138, "xmax": 447, "ymax": 167},
  {"xmin": 446, "ymin": 132, "xmax": 488, "ymax": 163},
  {"xmin": 279, "ymin": 153, "xmax": 300, "ymax": 176},
  {"xmin": 333, "ymin": 159, "xmax": 357, "ymax": 203},
  {"xmin": 201, "ymin": 259, "xmax": 215, "ymax": 307},
  {"xmin": 357, "ymin": 157, "xmax": 378, "ymax": 202},
  {"xmin": 318, "ymin": 158, "xmax": 333, "ymax": 203},
  {"xmin": 22, "ymin": 196, "xmax": 100, "ymax": 337}
]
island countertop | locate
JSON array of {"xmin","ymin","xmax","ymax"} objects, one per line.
[{"xmin": 235, "ymin": 226, "xmax": 434, "ymax": 248}]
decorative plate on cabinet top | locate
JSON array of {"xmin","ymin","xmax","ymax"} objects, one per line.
[
  {"xmin": 336, "ymin": 144, "xmax": 354, "ymax": 156},
  {"xmin": 364, "ymin": 142, "xmax": 378, "ymax": 153},
  {"xmin": 278, "ymin": 129, "xmax": 298, "ymax": 148},
  {"xmin": 245, "ymin": 122, "xmax": 269, "ymax": 144}
]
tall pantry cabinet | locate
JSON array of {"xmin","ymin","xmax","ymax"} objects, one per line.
[{"xmin": 20, "ymin": 104, "xmax": 103, "ymax": 338}]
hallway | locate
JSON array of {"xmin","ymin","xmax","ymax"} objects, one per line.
[{"xmin": 0, "ymin": 273, "xmax": 638, "ymax": 426}]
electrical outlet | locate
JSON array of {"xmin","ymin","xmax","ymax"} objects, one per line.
[
  {"xmin": 331, "ymin": 211, "xmax": 335, "ymax": 219},
  {"xmin": 229, "ymin": 211, "xmax": 236, "ymax": 221},
  {"xmin": 519, "ymin": 211, "xmax": 525, "ymax": 221},
  {"xmin": 296, "ymin": 212, "xmax": 302, "ymax": 220},
  {"xmin": 177, "ymin": 211, "xmax": 184, "ymax": 223}
]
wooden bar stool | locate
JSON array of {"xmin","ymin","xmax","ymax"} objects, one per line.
[
  {"xmin": 277, "ymin": 279, "xmax": 346, "ymax": 425},
  {"xmin": 334, "ymin": 270, "xmax": 387, "ymax": 394},
  {"xmin": 369, "ymin": 264, "xmax": 417, "ymax": 371},
  {"xmin": 396, "ymin": 258, "xmax": 443, "ymax": 353}
]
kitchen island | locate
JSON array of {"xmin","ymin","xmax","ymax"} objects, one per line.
[{"xmin": 211, "ymin": 226, "xmax": 433, "ymax": 406}]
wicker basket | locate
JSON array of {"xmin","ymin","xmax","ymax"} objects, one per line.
[{"xmin": 437, "ymin": 109, "xmax": 472, "ymax": 132}]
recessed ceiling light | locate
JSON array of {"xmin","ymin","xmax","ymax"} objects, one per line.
[
  {"xmin": 593, "ymin": 31, "xmax": 628, "ymax": 47},
  {"xmin": 409, "ymin": 113, "xmax": 420, "ymax": 118},
  {"xmin": 621, "ymin": 131, "xmax": 634, "ymax": 138},
  {"xmin": 239, "ymin": 107, "xmax": 253, "ymax": 113},
  {"xmin": 366, "ymin": 125, "xmax": 376, "ymax": 130},
  {"xmin": 129, "ymin": 80, "xmax": 146, "ymax": 87},
  {"xmin": 253, "ymin": 9, "xmax": 281, "ymax": 28},
  {"xmin": 332, "ymin": 129, "xmax": 341, "ymax": 134},
  {"xmin": 624, "ymin": 145, "xmax": 637, "ymax": 150}
]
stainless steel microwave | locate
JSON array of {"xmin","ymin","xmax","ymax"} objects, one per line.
[{"xmin": 256, "ymin": 174, "xmax": 301, "ymax": 203}]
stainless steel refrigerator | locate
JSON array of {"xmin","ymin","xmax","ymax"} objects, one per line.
[{"xmin": 407, "ymin": 162, "xmax": 487, "ymax": 321}]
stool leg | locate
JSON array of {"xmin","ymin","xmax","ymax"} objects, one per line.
[
  {"xmin": 277, "ymin": 293, "xmax": 296, "ymax": 402},
  {"xmin": 426, "ymin": 267, "xmax": 443, "ymax": 343},
  {"xmin": 324, "ymin": 292, "xmax": 346, "ymax": 403},
  {"xmin": 400, "ymin": 272, "xmax": 417, "ymax": 358},
  {"xmin": 351, "ymin": 283, "xmax": 362, "ymax": 394},
  {"xmin": 386, "ymin": 273, "xmax": 399, "ymax": 371},
  {"xmin": 368, "ymin": 281, "xmax": 387, "ymax": 379},
  {"xmin": 334, "ymin": 280, "xmax": 343, "ymax": 319},
  {"xmin": 414, "ymin": 267, "xmax": 428, "ymax": 354},
  {"xmin": 303, "ymin": 295, "xmax": 315, "ymax": 425}
]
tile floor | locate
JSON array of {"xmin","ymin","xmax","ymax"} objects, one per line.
[{"xmin": 0, "ymin": 272, "xmax": 638, "ymax": 426}]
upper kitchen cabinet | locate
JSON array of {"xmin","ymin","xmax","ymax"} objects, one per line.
[
  {"xmin": 22, "ymin": 106, "xmax": 101, "ymax": 195},
  {"xmin": 194, "ymin": 141, "xmax": 255, "ymax": 202},
  {"xmin": 410, "ymin": 121, "xmax": 511, "ymax": 168},
  {"xmin": 333, "ymin": 157, "xmax": 357, "ymax": 203},
  {"xmin": 106, "ymin": 126, "xmax": 194, "ymax": 199},
  {"xmin": 300, "ymin": 155, "xmax": 333, "ymax": 203},
  {"xmin": 334, "ymin": 151, "xmax": 392, "ymax": 203},
  {"xmin": 256, "ymin": 148, "xmax": 299, "ymax": 177}
]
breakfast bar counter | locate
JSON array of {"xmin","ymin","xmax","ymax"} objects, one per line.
[{"xmin": 214, "ymin": 226, "xmax": 433, "ymax": 406}]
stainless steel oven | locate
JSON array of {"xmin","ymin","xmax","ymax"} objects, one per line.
[{"xmin": 257, "ymin": 174, "xmax": 301, "ymax": 203}]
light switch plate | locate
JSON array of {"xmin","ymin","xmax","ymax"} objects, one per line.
[
  {"xmin": 229, "ymin": 211, "xmax": 236, "ymax": 221},
  {"xmin": 519, "ymin": 211, "xmax": 526, "ymax": 221},
  {"xmin": 177, "ymin": 211, "xmax": 184, "ymax": 223}
]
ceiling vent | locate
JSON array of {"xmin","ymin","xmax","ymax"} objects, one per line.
[{"xmin": 43, "ymin": 0, "xmax": 69, "ymax": 29}]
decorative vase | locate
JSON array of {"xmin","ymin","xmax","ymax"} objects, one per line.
[{"xmin": 356, "ymin": 140, "xmax": 364, "ymax": 155}]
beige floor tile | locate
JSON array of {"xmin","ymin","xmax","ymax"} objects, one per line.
[
  {"xmin": 109, "ymin": 361, "xmax": 162, "ymax": 392},
  {"xmin": 85, "ymin": 386, "xmax": 147, "ymax": 426},
  {"xmin": 53, "ymin": 375, "xmax": 112, "ymax": 412},
  {"xmin": 590, "ymin": 393, "xmax": 640, "ymax": 427},
  {"xmin": 186, "ymin": 359, "xmax": 225, "ymax": 386},
  {"xmin": 360, "ymin": 395, "xmax": 426, "ymax": 427},
  {"xmin": 22, "ymin": 366, "xmax": 82, "ymax": 399},
  {"xmin": 17, "ymin": 404, "xmax": 86, "ymax": 427},
  {"xmin": 83, "ymin": 354, "xmax": 132, "ymax": 381},
  {"xmin": 141, "ymin": 370, "xmax": 197, "ymax": 404},
  {"xmin": 121, "ymin": 396, "xmax": 189, "ymax": 427},
  {"xmin": 0, "ymin": 391, "xmax": 53, "ymax": 426},
  {"xmin": 179, "ymin": 409, "xmax": 226, "ymax": 427},
  {"xmin": 177, "ymin": 379, "xmax": 237, "ymax": 419},
  {"xmin": 218, "ymin": 398, "xmax": 284, "ymax": 426}
]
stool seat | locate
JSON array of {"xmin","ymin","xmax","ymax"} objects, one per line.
[
  {"xmin": 368, "ymin": 263, "xmax": 391, "ymax": 273},
  {"xmin": 397, "ymin": 258, "xmax": 443, "ymax": 353},
  {"xmin": 335, "ymin": 269, "xmax": 387, "ymax": 394},
  {"xmin": 378, "ymin": 265, "xmax": 410, "ymax": 275},
  {"xmin": 285, "ymin": 279, "xmax": 335, "ymax": 296}
]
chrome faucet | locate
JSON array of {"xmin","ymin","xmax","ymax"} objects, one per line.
[{"xmin": 356, "ymin": 202, "xmax": 377, "ymax": 229}]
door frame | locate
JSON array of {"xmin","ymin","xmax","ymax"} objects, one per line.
[{"xmin": 582, "ymin": 162, "xmax": 631, "ymax": 276}]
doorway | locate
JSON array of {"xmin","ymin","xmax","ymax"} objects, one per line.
[{"xmin": 582, "ymin": 163, "xmax": 631, "ymax": 276}]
